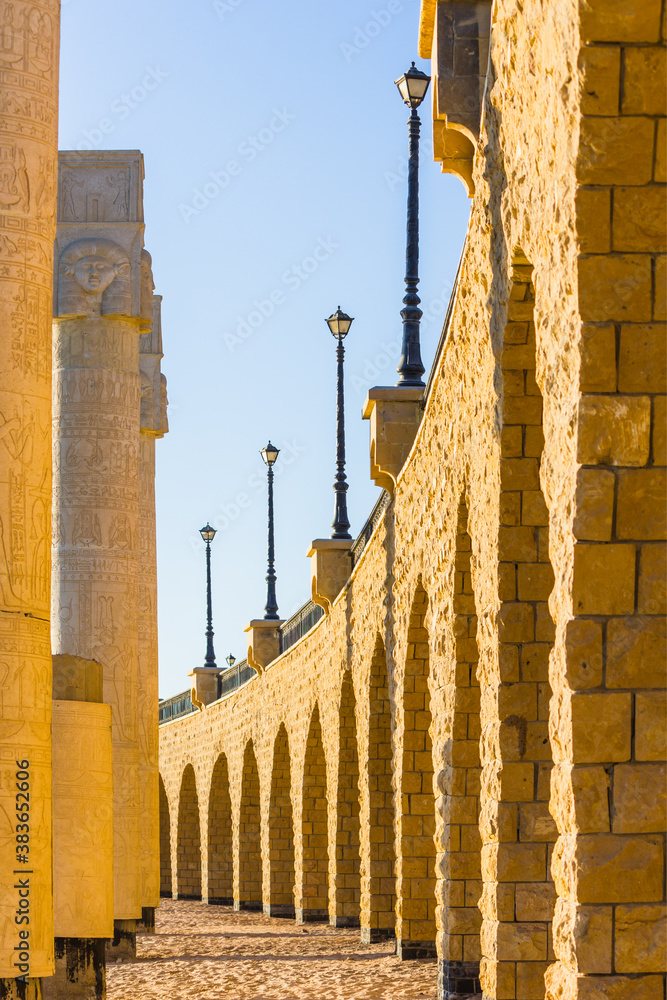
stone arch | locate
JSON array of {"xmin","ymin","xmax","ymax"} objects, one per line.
[
  {"xmin": 159, "ymin": 773, "xmax": 172, "ymax": 897},
  {"xmin": 267, "ymin": 723, "xmax": 295, "ymax": 917},
  {"xmin": 480, "ymin": 250, "xmax": 558, "ymax": 999},
  {"xmin": 208, "ymin": 752, "xmax": 233, "ymax": 905},
  {"xmin": 440, "ymin": 497, "xmax": 482, "ymax": 999},
  {"xmin": 299, "ymin": 703, "xmax": 329, "ymax": 922},
  {"xmin": 333, "ymin": 670, "xmax": 361, "ymax": 927},
  {"xmin": 362, "ymin": 635, "xmax": 396, "ymax": 943},
  {"xmin": 176, "ymin": 763, "xmax": 201, "ymax": 900},
  {"xmin": 397, "ymin": 582, "xmax": 437, "ymax": 960},
  {"xmin": 238, "ymin": 740, "xmax": 262, "ymax": 910}
]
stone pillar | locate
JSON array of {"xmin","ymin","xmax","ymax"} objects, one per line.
[
  {"xmin": 43, "ymin": 656, "xmax": 113, "ymax": 999},
  {"xmin": 51, "ymin": 152, "xmax": 148, "ymax": 952},
  {"xmin": 138, "ymin": 292, "xmax": 168, "ymax": 927},
  {"xmin": 0, "ymin": 0, "xmax": 60, "ymax": 991}
]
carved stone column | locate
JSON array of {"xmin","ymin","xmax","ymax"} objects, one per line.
[
  {"xmin": 0, "ymin": 1, "xmax": 60, "ymax": 994},
  {"xmin": 137, "ymin": 292, "xmax": 168, "ymax": 930},
  {"xmin": 51, "ymin": 152, "xmax": 149, "ymax": 955}
]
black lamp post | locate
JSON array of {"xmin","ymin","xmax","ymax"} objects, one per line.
[
  {"xmin": 325, "ymin": 307, "xmax": 354, "ymax": 540},
  {"xmin": 260, "ymin": 442, "xmax": 280, "ymax": 620},
  {"xmin": 199, "ymin": 523, "xmax": 217, "ymax": 669},
  {"xmin": 394, "ymin": 61, "xmax": 431, "ymax": 388}
]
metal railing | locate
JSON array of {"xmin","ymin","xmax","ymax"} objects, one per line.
[
  {"xmin": 350, "ymin": 489, "xmax": 391, "ymax": 569},
  {"xmin": 159, "ymin": 690, "xmax": 195, "ymax": 724},
  {"xmin": 279, "ymin": 600, "xmax": 324, "ymax": 654},
  {"xmin": 218, "ymin": 658, "xmax": 256, "ymax": 697}
]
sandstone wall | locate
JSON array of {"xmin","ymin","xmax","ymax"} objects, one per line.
[{"xmin": 160, "ymin": 1, "xmax": 665, "ymax": 998}]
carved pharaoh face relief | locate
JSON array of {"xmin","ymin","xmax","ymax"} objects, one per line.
[
  {"xmin": 73, "ymin": 255, "xmax": 118, "ymax": 296},
  {"xmin": 57, "ymin": 238, "xmax": 132, "ymax": 319}
]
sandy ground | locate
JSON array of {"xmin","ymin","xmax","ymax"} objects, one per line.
[{"xmin": 107, "ymin": 899, "xmax": 438, "ymax": 1000}]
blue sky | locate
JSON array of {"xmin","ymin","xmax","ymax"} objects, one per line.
[{"xmin": 59, "ymin": 0, "xmax": 470, "ymax": 698}]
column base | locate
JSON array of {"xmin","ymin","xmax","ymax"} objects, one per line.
[
  {"xmin": 330, "ymin": 916, "xmax": 360, "ymax": 928},
  {"xmin": 397, "ymin": 938, "xmax": 437, "ymax": 960},
  {"xmin": 105, "ymin": 921, "xmax": 136, "ymax": 962},
  {"xmin": 295, "ymin": 908, "xmax": 329, "ymax": 923},
  {"xmin": 42, "ymin": 939, "xmax": 105, "ymax": 999},
  {"xmin": 438, "ymin": 959, "xmax": 481, "ymax": 999},
  {"xmin": 136, "ymin": 908, "xmax": 155, "ymax": 934},
  {"xmin": 360, "ymin": 927, "xmax": 395, "ymax": 944},
  {"xmin": 0, "ymin": 980, "xmax": 42, "ymax": 1000},
  {"xmin": 207, "ymin": 896, "xmax": 234, "ymax": 906},
  {"xmin": 263, "ymin": 903, "xmax": 295, "ymax": 918},
  {"xmin": 233, "ymin": 900, "xmax": 262, "ymax": 912}
]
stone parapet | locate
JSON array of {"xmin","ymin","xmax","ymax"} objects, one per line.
[
  {"xmin": 308, "ymin": 539, "xmax": 353, "ymax": 614},
  {"xmin": 245, "ymin": 619, "xmax": 284, "ymax": 673},
  {"xmin": 362, "ymin": 387, "xmax": 423, "ymax": 493}
]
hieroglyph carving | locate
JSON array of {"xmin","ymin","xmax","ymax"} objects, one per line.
[{"xmin": 0, "ymin": 0, "xmax": 59, "ymax": 981}]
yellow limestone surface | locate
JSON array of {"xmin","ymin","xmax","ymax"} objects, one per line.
[{"xmin": 52, "ymin": 701, "xmax": 114, "ymax": 938}]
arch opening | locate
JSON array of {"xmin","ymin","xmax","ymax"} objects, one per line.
[
  {"xmin": 238, "ymin": 740, "xmax": 262, "ymax": 910},
  {"xmin": 398, "ymin": 583, "xmax": 437, "ymax": 960},
  {"xmin": 362, "ymin": 636, "xmax": 396, "ymax": 943},
  {"xmin": 159, "ymin": 774, "xmax": 172, "ymax": 898},
  {"xmin": 208, "ymin": 752, "xmax": 233, "ymax": 905},
  {"xmin": 333, "ymin": 671, "xmax": 361, "ymax": 927},
  {"xmin": 267, "ymin": 724, "xmax": 295, "ymax": 917},
  {"xmin": 480, "ymin": 252, "xmax": 557, "ymax": 999},
  {"xmin": 440, "ymin": 499, "xmax": 482, "ymax": 999},
  {"xmin": 176, "ymin": 764, "xmax": 202, "ymax": 900},
  {"xmin": 299, "ymin": 704, "xmax": 329, "ymax": 922}
]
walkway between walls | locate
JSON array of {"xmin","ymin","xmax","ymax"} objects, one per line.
[{"xmin": 107, "ymin": 899, "xmax": 437, "ymax": 1000}]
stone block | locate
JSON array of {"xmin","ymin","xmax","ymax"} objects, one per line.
[
  {"xmin": 573, "ymin": 468, "xmax": 614, "ymax": 541},
  {"xmin": 579, "ymin": 0, "xmax": 663, "ymax": 42},
  {"xmin": 308, "ymin": 539, "xmax": 353, "ymax": 614},
  {"xmin": 613, "ymin": 763, "xmax": 666, "ymax": 833},
  {"xmin": 653, "ymin": 396, "xmax": 666, "ymax": 465},
  {"xmin": 579, "ymin": 46, "xmax": 620, "ymax": 116},
  {"xmin": 517, "ymin": 563, "xmax": 555, "ymax": 601},
  {"xmin": 622, "ymin": 46, "xmax": 667, "ymax": 115},
  {"xmin": 576, "ymin": 833, "xmax": 664, "ymax": 903},
  {"xmin": 553, "ymin": 899, "xmax": 613, "ymax": 973},
  {"xmin": 551, "ymin": 764, "xmax": 610, "ymax": 834},
  {"xmin": 635, "ymin": 691, "xmax": 667, "ymax": 760},
  {"xmin": 572, "ymin": 543, "xmax": 636, "ymax": 615},
  {"xmin": 578, "ymin": 118, "xmax": 655, "ymax": 185},
  {"xmin": 656, "ymin": 119, "xmax": 666, "ymax": 183},
  {"xmin": 515, "ymin": 960, "xmax": 550, "ymax": 999},
  {"xmin": 655, "ymin": 253, "xmax": 667, "ymax": 318},
  {"xmin": 614, "ymin": 904, "xmax": 667, "ymax": 972},
  {"xmin": 578, "ymin": 323, "xmax": 615, "ymax": 390},
  {"xmin": 576, "ymin": 189, "xmax": 612, "ymax": 256},
  {"xmin": 522, "ymin": 491, "xmax": 549, "ymax": 526},
  {"xmin": 613, "ymin": 188, "xmax": 667, "ymax": 252},
  {"xmin": 564, "ymin": 620, "xmax": 603, "ymax": 690},
  {"xmin": 619, "ymin": 324, "xmax": 667, "ymax": 392},
  {"xmin": 577, "ymin": 395, "xmax": 651, "ymax": 466},
  {"xmin": 498, "ymin": 601, "xmax": 535, "ymax": 642},
  {"xmin": 571, "ymin": 692, "xmax": 632, "ymax": 763},
  {"xmin": 515, "ymin": 882, "xmax": 556, "ymax": 922},
  {"xmin": 578, "ymin": 253, "xmax": 652, "ymax": 321},
  {"xmin": 607, "ymin": 616, "xmax": 666, "ymax": 689},
  {"xmin": 616, "ymin": 469, "xmax": 667, "ymax": 540},
  {"xmin": 519, "ymin": 803, "xmax": 558, "ymax": 843},
  {"xmin": 638, "ymin": 543, "xmax": 666, "ymax": 614},
  {"xmin": 499, "ymin": 526, "xmax": 538, "ymax": 562}
]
